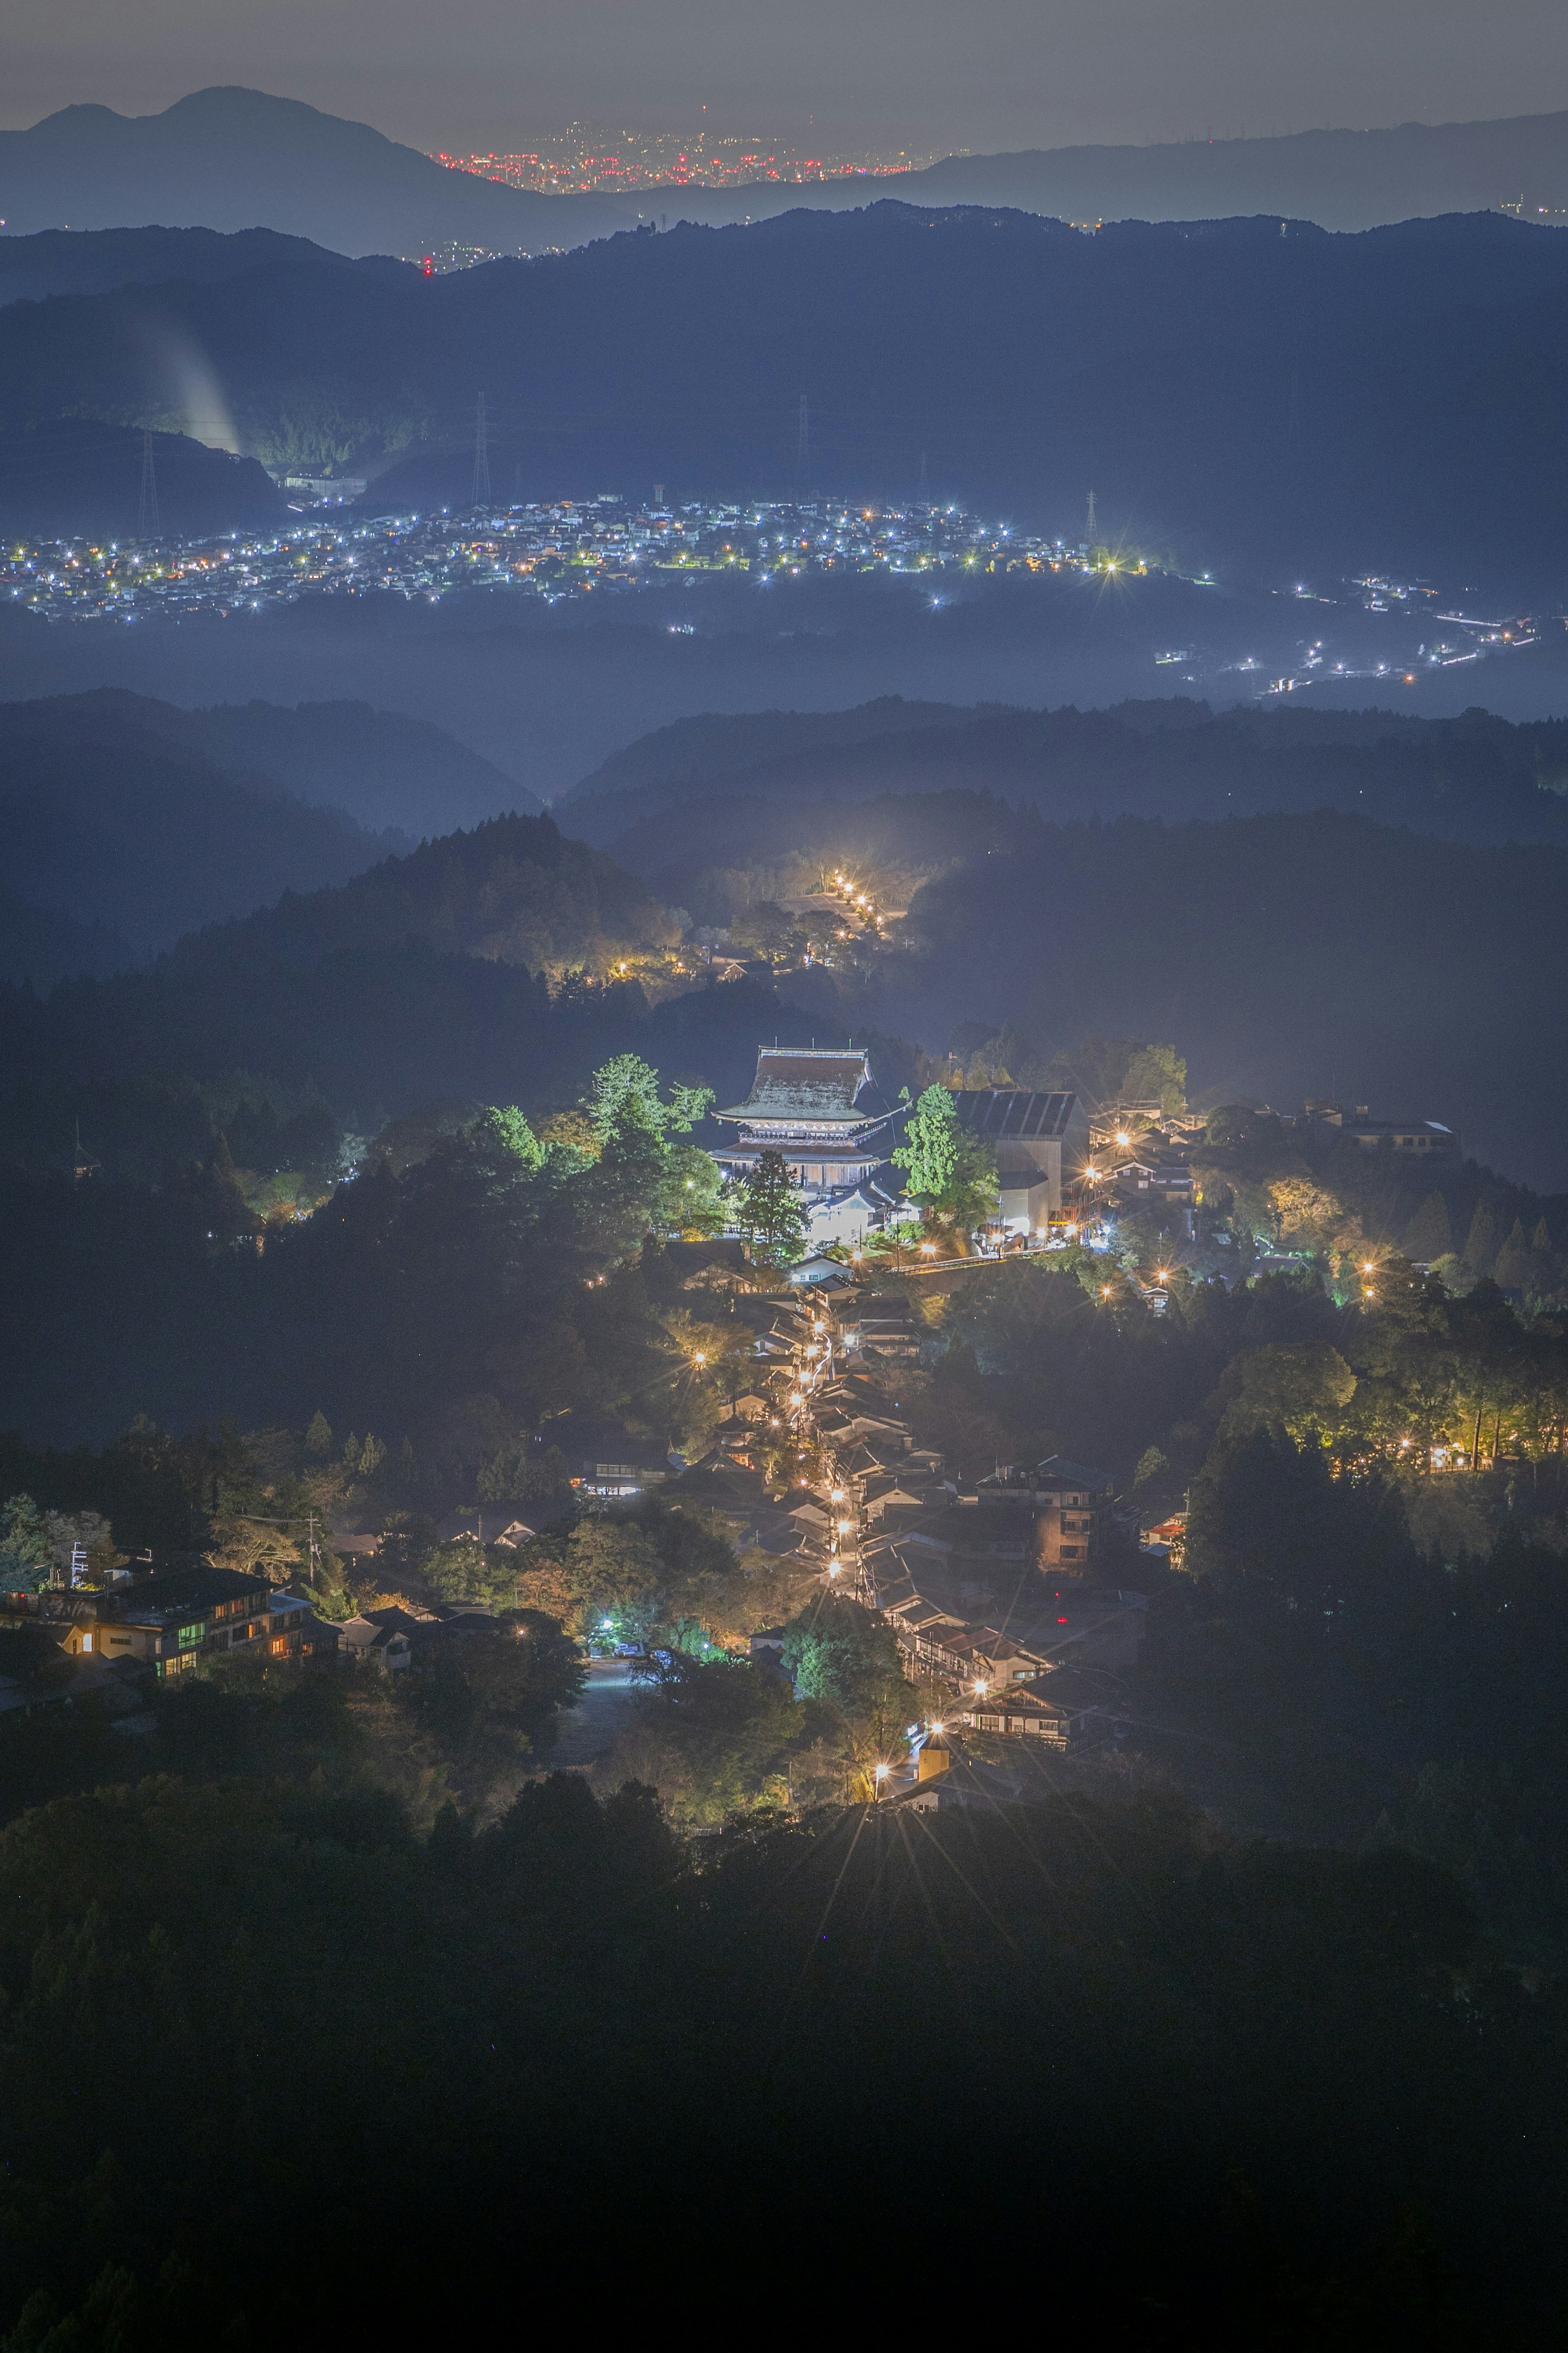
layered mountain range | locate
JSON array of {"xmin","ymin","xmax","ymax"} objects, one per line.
[
  {"xmin": 6, "ymin": 87, "xmax": 1568, "ymax": 252},
  {"xmin": 6, "ymin": 205, "xmax": 1568, "ymax": 589}
]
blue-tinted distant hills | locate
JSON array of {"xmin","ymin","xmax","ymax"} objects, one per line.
[
  {"xmin": 5, "ymin": 202, "xmax": 1568, "ymax": 586},
  {"xmin": 0, "ymin": 687, "xmax": 540, "ymax": 961},
  {"xmin": 565, "ymin": 696, "xmax": 1568, "ymax": 859},
  {"xmin": 0, "ymin": 224, "xmax": 342, "ymax": 307},
  {"xmin": 11, "ymin": 87, "xmax": 1568, "ymax": 251},
  {"xmin": 665, "ymin": 110, "xmax": 1568, "ymax": 236},
  {"xmin": 0, "ymin": 415, "xmax": 283, "ymax": 540},
  {"xmin": 0, "ymin": 87, "xmax": 637, "ymax": 256}
]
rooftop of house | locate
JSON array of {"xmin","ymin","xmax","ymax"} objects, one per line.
[
  {"xmin": 953, "ymin": 1089, "xmax": 1081, "ymax": 1141},
  {"xmin": 979, "ymin": 1454, "xmax": 1116, "ymax": 1497},
  {"xmin": 57, "ymin": 1562, "xmax": 270, "ymax": 1627},
  {"xmin": 714, "ymin": 1046, "xmax": 893, "ymax": 1127}
]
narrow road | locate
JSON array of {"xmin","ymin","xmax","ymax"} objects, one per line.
[{"xmin": 551, "ymin": 1656, "xmax": 640, "ymax": 1767}]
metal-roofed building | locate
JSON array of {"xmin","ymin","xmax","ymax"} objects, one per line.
[{"xmin": 952, "ymin": 1090, "xmax": 1089, "ymax": 1229}]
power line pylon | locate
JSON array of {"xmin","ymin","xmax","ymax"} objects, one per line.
[
  {"xmin": 472, "ymin": 389, "xmax": 491, "ymax": 507},
  {"xmin": 138, "ymin": 429, "xmax": 160, "ymax": 540}
]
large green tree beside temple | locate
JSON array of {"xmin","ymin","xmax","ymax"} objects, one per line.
[{"xmin": 893, "ymin": 1084, "xmax": 998, "ymax": 1228}]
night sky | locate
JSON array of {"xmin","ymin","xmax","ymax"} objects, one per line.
[{"xmin": 7, "ymin": 0, "xmax": 1568, "ymax": 158}]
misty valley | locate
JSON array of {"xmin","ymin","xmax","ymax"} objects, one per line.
[{"xmin": 5, "ymin": 82, "xmax": 1568, "ymax": 2348}]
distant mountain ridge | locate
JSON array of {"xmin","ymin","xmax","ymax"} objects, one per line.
[
  {"xmin": 0, "ymin": 224, "xmax": 339, "ymax": 307},
  {"xmin": 188, "ymin": 697, "xmax": 541, "ymax": 834},
  {"xmin": 559, "ymin": 696, "xmax": 992, "ymax": 810},
  {"xmin": 0, "ymin": 87, "xmax": 638, "ymax": 256},
  {"xmin": 0, "ymin": 688, "xmax": 452, "ymax": 960},
  {"xmin": 568, "ymin": 696, "xmax": 1568, "ymax": 863},
  {"xmin": 655, "ymin": 110, "xmax": 1568, "ymax": 236},
  {"xmin": 12, "ymin": 88, "xmax": 1568, "ymax": 253},
  {"xmin": 7, "ymin": 203, "xmax": 1568, "ymax": 583}
]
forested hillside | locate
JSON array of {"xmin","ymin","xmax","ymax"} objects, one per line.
[
  {"xmin": 0, "ymin": 223, "xmax": 339, "ymax": 307},
  {"xmin": 0, "ymin": 414, "xmax": 281, "ymax": 539},
  {"xmin": 569, "ymin": 694, "xmax": 1568, "ymax": 849},
  {"xmin": 7, "ymin": 206, "xmax": 1568, "ymax": 579},
  {"xmin": 0, "ymin": 689, "xmax": 409, "ymax": 959}
]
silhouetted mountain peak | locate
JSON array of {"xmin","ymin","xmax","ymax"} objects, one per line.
[{"xmin": 0, "ymin": 83, "xmax": 638, "ymax": 252}]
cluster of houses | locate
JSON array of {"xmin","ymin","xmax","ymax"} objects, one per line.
[
  {"xmin": 0, "ymin": 1557, "xmax": 338, "ymax": 1730},
  {"xmin": 637, "ymin": 1240, "xmax": 1156, "ymax": 1801}
]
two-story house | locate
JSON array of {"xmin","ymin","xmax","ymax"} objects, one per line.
[
  {"xmin": 975, "ymin": 1455, "xmax": 1115, "ymax": 1569},
  {"xmin": 48, "ymin": 1563, "xmax": 274, "ymax": 1679}
]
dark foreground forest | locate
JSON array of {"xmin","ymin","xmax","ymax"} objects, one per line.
[{"xmin": 0, "ymin": 1736, "xmax": 1561, "ymax": 2347}]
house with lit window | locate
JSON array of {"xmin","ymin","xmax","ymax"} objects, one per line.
[
  {"xmin": 1302, "ymin": 1105, "xmax": 1461, "ymax": 1158},
  {"xmin": 975, "ymin": 1455, "xmax": 1115, "ymax": 1569},
  {"xmin": 957, "ymin": 1665, "xmax": 1115, "ymax": 1749},
  {"xmin": 46, "ymin": 1563, "xmax": 274, "ymax": 1679}
]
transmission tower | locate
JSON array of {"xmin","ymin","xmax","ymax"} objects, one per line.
[
  {"xmin": 1085, "ymin": 488, "xmax": 1097, "ymax": 542},
  {"xmin": 796, "ymin": 393, "xmax": 809, "ymax": 480},
  {"xmin": 138, "ymin": 429, "xmax": 160, "ymax": 540},
  {"xmin": 472, "ymin": 389, "xmax": 491, "ymax": 507}
]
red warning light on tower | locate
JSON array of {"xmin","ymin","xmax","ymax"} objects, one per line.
[{"xmin": 421, "ymin": 255, "xmax": 435, "ymax": 277}]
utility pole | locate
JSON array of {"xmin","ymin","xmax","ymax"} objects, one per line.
[
  {"xmin": 796, "ymin": 393, "xmax": 809, "ymax": 481},
  {"xmin": 472, "ymin": 388, "xmax": 491, "ymax": 507},
  {"xmin": 138, "ymin": 428, "xmax": 160, "ymax": 540}
]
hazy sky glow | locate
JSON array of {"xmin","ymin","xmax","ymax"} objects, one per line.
[{"xmin": 7, "ymin": 0, "xmax": 1568, "ymax": 156}]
